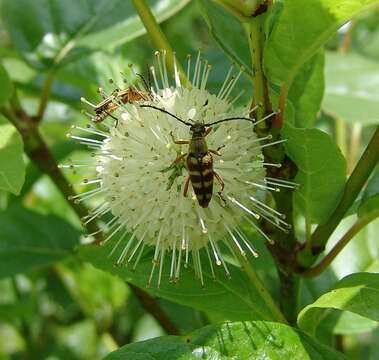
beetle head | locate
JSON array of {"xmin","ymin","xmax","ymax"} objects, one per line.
[{"xmin": 189, "ymin": 123, "xmax": 206, "ymax": 137}]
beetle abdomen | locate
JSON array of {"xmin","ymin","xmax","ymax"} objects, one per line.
[{"xmin": 187, "ymin": 152, "xmax": 213, "ymax": 208}]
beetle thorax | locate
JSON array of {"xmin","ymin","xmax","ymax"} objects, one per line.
[{"xmin": 189, "ymin": 135, "xmax": 208, "ymax": 154}]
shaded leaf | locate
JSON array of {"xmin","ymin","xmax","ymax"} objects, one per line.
[
  {"xmin": 288, "ymin": 50, "xmax": 325, "ymax": 128},
  {"xmin": 282, "ymin": 123, "xmax": 346, "ymax": 224},
  {"xmin": 0, "ymin": 115, "xmax": 25, "ymax": 195},
  {"xmin": 0, "ymin": 64, "xmax": 13, "ymax": 106},
  {"xmin": 79, "ymin": 238, "xmax": 277, "ymax": 322},
  {"xmin": 0, "ymin": 206, "xmax": 80, "ymax": 278},
  {"xmin": 323, "ymin": 51, "xmax": 379, "ymax": 125},
  {"xmin": 3, "ymin": 0, "xmax": 189, "ymax": 70},
  {"xmin": 0, "ymin": 301, "xmax": 34, "ymax": 322},
  {"xmin": 197, "ymin": 0, "xmax": 252, "ymax": 77},
  {"xmin": 264, "ymin": 0, "xmax": 379, "ymax": 90},
  {"xmin": 298, "ymin": 272, "xmax": 379, "ymax": 337},
  {"xmin": 105, "ymin": 321, "xmax": 346, "ymax": 360},
  {"xmin": 358, "ymin": 169, "xmax": 379, "ymax": 217},
  {"xmin": 329, "ymin": 217, "xmax": 379, "ymax": 278}
]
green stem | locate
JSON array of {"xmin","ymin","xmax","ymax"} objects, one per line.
[
  {"xmin": 132, "ymin": 0, "xmax": 187, "ymax": 86},
  {"xmin": 348, "ymin": 123, "xmax": 362, "ymax": 174},
  {"xmin": 339, "ymin": 19, "xmax": 356, "ymax": 54},
  {"xmin": 244, "ymin": 17, "xmax": 272, "ymax": 121},
  {"xmin": 128, "ymin": 282, "xmax": 182, "ymax": 335},
  {"xmin": 213, "ymin": 0, "xmax": 250, "ymax": 20},
  {"xmin": 275, "ymin": 85, "xmax": 289, "ymax": 129},
  {"xmin": 298, "ymin": 126, "xmax": 379, "ymax": 266},
  {"xmin": 302, "ymin": 209, "xmax": 379, "ymax": 278},
  {"xmin": 36, "ymin": 69, "xmax": 56, "ymax": 122},
  {"xmin": 244, "ymin": 260, "xmax": 288, "ymax": 324},
  {"xmin": 225, "ymin": 237, "xmax": 287, "ymax": 324},
  {"xmin": 214, "ymin": 0, "xmax": 268, "ymax": 18},
  {"xmin": 244, "ymin": 5, "xmax": 300, "ymax": 324}
]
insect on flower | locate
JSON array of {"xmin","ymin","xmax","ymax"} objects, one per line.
[
  {"xmin": 81, "ymin": 71, "xmax": 153, "ymax": 124},
  {"xmin": 141, "ymin": 103, "xmax": 255, "ymax": 208},
  {"xmin": 62, "ymin": 50, "xmax": 298, "ymax": 288}
]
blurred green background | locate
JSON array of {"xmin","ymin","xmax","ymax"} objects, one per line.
[{"xmin": 0, "ymin": 0, "xmax": 378, "ymax": 359}]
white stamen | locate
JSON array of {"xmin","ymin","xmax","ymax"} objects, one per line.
[
  {"xmin": 249, "ymin": 195, "xmax": 285, "ymax": 219},
  {"xmin": 169, "ymin": 238, "xmax": 177, "ymax": 281},
  {"xmin": 157, "ymin": 247, "xmax": 165, "ymax": 288},
  {"xmin": 132, "ymin": 243, "xmax": 145, "ymax": 272},
  {"xmin": 186, "ymin": 54, "xmax": 192, "ymax": 83},
  {"xmin": 227, "ymin": 195, "xmax": 260, "ymax": 219},
  {"xmin": 205, "ymin": 245, "xmax": 216, "ymax": 280},
  {"xmin": 127, "ymin": 231, "xmax": 147, "ymax": 264},
  {"xmin": 225, "ymin": 224, "xmax": 245, "ymax": 256},
  {"xmin": 244, "ymin": 216, "xmax": 274, "ymax": 244},
  {"xmin": 208, "ymin": 233, "xmax": 221, "ymax": 266},
  {"xmin": 217, "ymin": 63, "xmax": 234, "ymax": 98},
  {"xmin": 235, "ymin": 227, "xmax": 259, "ymax": 258}
]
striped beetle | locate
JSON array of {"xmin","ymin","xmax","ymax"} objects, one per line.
[{"xmin": 141, "ymin": 104, "xmax": 254, "ymax": 208}]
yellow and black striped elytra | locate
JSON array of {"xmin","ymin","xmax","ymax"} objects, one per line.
[
  {"xmin": 186, "ymin": 152, "xmax": 215, "ymax": 208},
  {"xmin": 171, "ymin": 129, "xmax": 222, "ymax": 208},
  {"xmin": 141, "ymin": 104, "xmax": 254, "ymax": 208}
]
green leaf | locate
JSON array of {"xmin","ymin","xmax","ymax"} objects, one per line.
[
  {"xmin": 302, "ymin": 216, "xmax": 379, "ymax": 338},
  {"xmin": 79, "ymin": 238, "xmax": 276, "ymax": 322},
  {"xmin": 328, "ymin": 217, "xmax": 379, "ymax": 278},
  {"xmin": 369, "ymin": 326, "xmax": 379, "ymax": 360},
  {"xmin": 288, "ymin": 50, "xmax": 325, "ymax": 128},
  {"xmin": 0, "ymin": 115, "xmax": 25, "ymax": 195},
  {"xmin": 105, "ymin": 321, "xmax": 346, "ymax": 360},
  {"xmin": 0, "ymin": 64, "xmax": 13, "ymax": 106},
  {"xmin": 3, "ymin": 0, "xmax": 189, "ymax": 70},
  {"xmin": 0, "ymin": 301, "xmax": 34, "ymax": 322},
  {"xmin": 298, "ymin": 272, "xmax": 379, "ymax": 337},
  {"xmin": 323, "ymin": 51, "xmax": 379, "ymax": 125},
  {"xmin": 0, "ymin": 206, "xmax": 80, "ymax": 278},
  {"xmin": 264, "ymin": 0, "xmax": 379, "ymax": 89},
  {"xmin": 282, "ymin": 123, "xmax": 346, "ymax": 224},
  {"xmin": 197, "ymin": 0, "xmax": 252, "ymax": 78},
  {"xmin": 358, "ymin": 169, "xmax": 379, "ymax": 217},
  {"xmin": 318, "ymin": 310, "xmax": 377, "ymax": 336},
  {"xmin": 3, "ymin": 57, "xmax": 82, "ymax": 106}
]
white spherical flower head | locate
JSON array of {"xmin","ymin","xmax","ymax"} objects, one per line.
[{"xmin": 65, "ymin": 51, "xmax": 294, "ymax": 288}]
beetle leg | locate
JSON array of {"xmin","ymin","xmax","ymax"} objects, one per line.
[
  {"xmin": 217, "ymin": 191, "xmax": 227, "ymax": 204},
  {"xmin": 209, "ymin": 149, "xmax": 222, "ymax": 156},
  {"xmin": 170, "ymin": 131, "xmax": 189, "ymax": 145},
  {"xmin": 174, "ymin": 153, "xmax": 188, "ymax": 164},
  {"xmin": 213, "ymin": 171, "xmax": 224, "ymax": 191},
  {"xmin": 203, "ymin": 127, "xmax": 213, "ymax": 137},
  {"xmin": 104, "ymin": 110, "xmax": 119, "ymax": 127},
  {"xmin": 183, "ymin": 176, "xmax": 191, "ymax": 197}
]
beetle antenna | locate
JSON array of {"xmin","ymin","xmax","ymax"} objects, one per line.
[
  {"xmin": 140, "ymin": 105, "xmax": 192, "ymax": 126},
  {"xmin": 136, "ymin": 72, "xmax": 149, "ymax": 92},
  {"xmin": 205, "ymin": 117, "xmax": 255, "ymax": 127}
]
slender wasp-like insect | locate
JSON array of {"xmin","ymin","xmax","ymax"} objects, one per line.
[
  {"xmin": 81, "ymin": 72, "xmax": 153, "ymax": 124},
  {"xmin": 141, "ymin": 104, "xmax": 254, "ymax": 208}
]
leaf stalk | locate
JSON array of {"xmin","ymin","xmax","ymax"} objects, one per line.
[
  {"xmin": 132, "ymin": 0, "xmax": 187, "ymax": 86},
  {"xmin": 302, "ymin": 209, "xmax": 379, "ymax": 278}
]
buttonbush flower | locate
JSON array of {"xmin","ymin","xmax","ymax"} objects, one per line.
[{"xmin": 62, "ymin": 51, "xmax": 295, "ymax": 288}]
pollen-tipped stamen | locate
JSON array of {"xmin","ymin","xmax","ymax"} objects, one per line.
[{"xmin": 235, "ymin": 227, "xmax": 259, "ymax": 258}]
